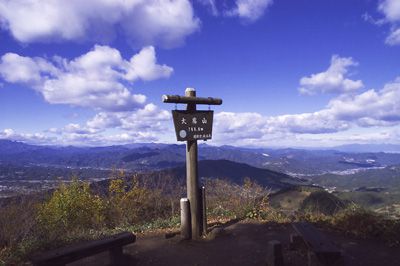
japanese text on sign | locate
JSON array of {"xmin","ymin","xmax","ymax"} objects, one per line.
[{"xmin": 172, "ymin": 110, "xmax": 213, "ymax": 141}]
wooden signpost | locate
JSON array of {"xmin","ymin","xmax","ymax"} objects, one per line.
[{"xmin": 163, "ymin": 88, "xmax": 222, "ymax": 240}]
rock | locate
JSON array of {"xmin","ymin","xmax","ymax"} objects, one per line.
[{"xmin": 208, "ymin": 226, "xmax": 225, "ymax": 240}]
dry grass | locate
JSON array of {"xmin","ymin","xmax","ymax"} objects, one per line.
[
  {"xmin": 0, "ymin": 172, "xmax": 184, "ymax": 265},
  {"xmin": 205, "ymin": 177, "xmax": 271, "ymax": 220},
  {"xmin": 2, "ymin": 173, "xmax": 400, "ymax": 265},
  {"xmin": 0, "ymin": 196, "xmax": 41, "ymax": 265}
]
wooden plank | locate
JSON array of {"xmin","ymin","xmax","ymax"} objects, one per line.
[
  {"xmin": 162, "ymin": 95, "xmax": 222, "ymax": 105},
  {"xmin": 31, "ymin": 232, "xmax": 135, "ymax": 266},
  {"xmin": 292, "ymin": 222, "xmax": 339, "ymax": 253},
  {"xmin": 266, "ymin": 240, "xmax": 284, "ymax": 266},
  {"xmin": 110, "ymin": 246, "xmax": 123, "ymax": 265},
  {"xmin": 292, "ymin": 222, "xmax": 341, "ymax": 265}
]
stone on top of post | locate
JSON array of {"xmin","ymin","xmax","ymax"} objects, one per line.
[
  {"xmin": 185, "ymin": 87, "xmax": 196, "ymax": 94},
  {"xmin": 186, "ymin": 88, "xmax": 196, "ymax": 112}
]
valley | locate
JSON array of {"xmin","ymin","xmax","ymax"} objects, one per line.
[{"xmin": 1, "ymin": 139, "xmax": 400, "ymax": 213}]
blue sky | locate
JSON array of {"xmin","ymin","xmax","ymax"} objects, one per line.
[{"xmin": 0, "ymin": 0, "xmax": 400, "ymax": 147}]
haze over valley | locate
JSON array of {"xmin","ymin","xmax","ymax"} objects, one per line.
[{"xmin": 2, "ymin": 140, "xmax": 400, "ymax": 211}]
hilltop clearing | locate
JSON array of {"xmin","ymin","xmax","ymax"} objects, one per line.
[{"xmin": 68, "ymin": 220, "xmax": 400, "ymax": 266}]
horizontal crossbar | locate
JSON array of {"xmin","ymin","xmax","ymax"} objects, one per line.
[{"xmin": 162, "ymin": 95, "xmax": 222, "ymax": 105}]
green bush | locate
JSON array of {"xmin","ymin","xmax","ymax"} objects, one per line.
[
  {"xmin": 37, "ymin": 177, "xmax": 106, "ymax": 239},
  {"xmin": 106, "ymin": 175, "xmax": 176, "ymax": 227}
]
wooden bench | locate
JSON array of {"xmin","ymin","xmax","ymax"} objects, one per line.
[
  {"xmin": 292, "ymin": 222, "xmax": 342, "ymax": 266},
  {"xmin": 31, "ymin": 232, "xmax": 136, "ymax": 266}
]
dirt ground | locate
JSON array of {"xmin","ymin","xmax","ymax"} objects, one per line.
[{"xmin": 70, "ymin": 220, "xmax": 400, "ymax": 266}]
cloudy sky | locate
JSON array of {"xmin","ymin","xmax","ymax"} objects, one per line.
[{"xmin": 0, "ymin": 0, "xmax": 399, "ymax": 147}]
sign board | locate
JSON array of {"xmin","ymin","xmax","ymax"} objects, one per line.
[{"xmin": 172, "ymin": 110, "xmax": 213, "ymax": 141}]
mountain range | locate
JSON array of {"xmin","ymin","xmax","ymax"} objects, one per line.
[
  {"xmin": 2, "ymin": 139, "xmax": 400, "ymax": 175},
  {"xmin": 2, "ymin": 139, "xmax": 400, "ymax": 196}
]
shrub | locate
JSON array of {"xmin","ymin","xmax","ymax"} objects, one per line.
[
  {"xmin": 0, "ymin": 196, "xmax": 40, "ymax": 265},
  {"xmin": 106, "ymin": 174, "xmax": 178, "ymax": 227},
  {"xmin": 296, "ymin": 203, "xmax": 400, "ymax": 245},
  {"xmin": 0, "ymin": 173, "xmax": 183, "ymax": 264},
  {"xmin": 0, "ymin": 197, "xmax": 38, "ymax": 249},
  {"xmin": 37, "ymin": 177, "xmax": 106, "ymax": 240},
  {"xmin": 331, "ymin": 204, "xmax": 400, "ymax": 241},
  {"xmin": 206, "ymin": 178, "xmax": 270, "ymax": 220}
]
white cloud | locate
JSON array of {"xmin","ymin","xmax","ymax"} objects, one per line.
[
  {"xmin": 362, "ymin": 12, "xmax": 386, "ymax": 26},
  {"xmin": 283, "ymin": 128, "xmax": 400, "ymax": 147},
  {"xmin": 0, "ymin": 53, "xmax": 58, "ymax": 84},
  {"xmin": 124, "ymin": 46, "xmax": 173, "ymax": 81},
  {"xmin": 0, "ymin": 0, "xmax": 199, "ymax": 47},
  {"xmin": 56, "ymin": 131, "xmax": 160, "ymax": 146},
  {"xmin": 63, "ymin": 123, "xmax": 99, "ymax": 135},
  {"xmin": 377, "ymin": 0, "xmax": 400, "ymax": 46},
  {"xmin": 121, "ymin": 0, "xmax": 200, "ymax": 48},
  {"xmin": 269, "ymin": 77, "xmax": 400, "ymax": 134},
  {"xmin": 214, "ymin": 112, "xmax": 268, "ymax": 142},
  {"xmin": 2, "ymin": 53, "xmax": 399, "ymax": 147},
  {"xmin": 86, "ymin": 103, "xmax": 170, "ymax": 132},
  {"xmin": 299, "ymin": 55, "xmax": 364, "ymax": 95},
  {"xmin": 0, "ymin": 128, "xmax": 55, "ymax": 144},
  {"xmin": 327, "ymin": 77, "xmax": 400, "ymax": 125},
  {"xmin": 1, "ymin": 104, "xmax": 172, "ymax": 146},
  {"xmin": 197, "ymin": 0, "xmax": 219, "ymax": 16},
  {"xmin": 213, "ymin": 110, "xmax": 349, "ymax": 144},
  {"xmin": 385, "ymin": 27, "xmax": 400, "ymax": 45},
  {"xmin": 266, "ymin": 111, "xmax": 350, "ymax": 134},
  {"xmin": 198, "ymin": 0, "xmax": 272, "ymax": 22},
  {"xmin": 210, "ymin": 76, "xmax": 400, "ymax": 146},
  {"xmin": 0, "ymin": 45, "xmax": 173, "ymax": 111},
  {"xmin": 3, "ymin": 73, "xmax": 400, "ymax": 147},
  {"xmin": 38, "ymin": 103, "xmax": 173, "ymax": 145},
  {"xmin": 80, "ymin": 73, "xmax": 400, "ymax": 146},
  {"xmin": 0, "ymin": 128, "xmax": 152, "ymax": 146},
  {"xmin": 379, "ymin": 0, "xmax": 400, "ymax": 22},
  {"xmin": 226, "ymin": 0, "xmax": 273, "ymax": 22}
]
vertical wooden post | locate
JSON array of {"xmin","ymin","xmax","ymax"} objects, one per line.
[
  {"xmin": 163, "ymin": 88, "xmax": 222, "ymax": 240},
  {"xmin": 201, "ymin": 186, "xmax": 207, "ymax": 235},
  {"xmin": 266, "ymin": 240, "xmax": 284, "ymax": 266},
  {"xmin": 110, "ymin": 246, "xmax": 123, "ymax": 266},
  {"xmin": 180, "ymin": 198, "xmax": 191, "ymax": 240},
  {"xmin": 185, "ymin": 87, "xmax": 201, "ymax": 240},
  {"xmin": 199, "ymin": 187, "xmax": 203, "ymax": 235}
]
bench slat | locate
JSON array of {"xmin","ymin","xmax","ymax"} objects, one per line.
[
  {"xmin": 31, "ymin": 232, "xmax": 135, "ymax": 266},
  {"xmin": 292, "ymin": 222, "xmax": 340, "ymax": 254}
]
